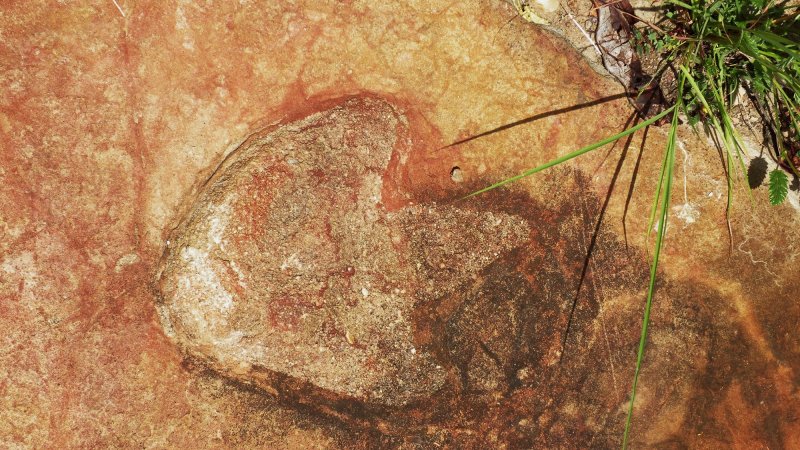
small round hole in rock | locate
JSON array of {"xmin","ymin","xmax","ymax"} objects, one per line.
[{"xmin": 450, "ymin": 166, "xmax": 463, "ymax": 183}]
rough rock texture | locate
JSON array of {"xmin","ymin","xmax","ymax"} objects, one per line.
[
  {"xmin": 2, "ymin": 0, "xmax": 800, "ymax": 448},
  {"xmin": 157, "ymin": 97, "xmax": 529, "ymax": 411}
]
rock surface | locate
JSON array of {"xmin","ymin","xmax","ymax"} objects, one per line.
[
  {"xmin": 2, "ymin": 0, "xmax": 800, "ymax": 448},
  {"xmin": 157, "ymin": 97, "xmax": 529, "ymax": 410}
]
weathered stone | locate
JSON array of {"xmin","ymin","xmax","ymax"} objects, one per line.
[
  {"xmin": 156, "ymin": 97, "xmax": 529, "ymax": 409},
  {"xmin": 5, "ymin": 0, "xmax": 800, "ymax": 447}
]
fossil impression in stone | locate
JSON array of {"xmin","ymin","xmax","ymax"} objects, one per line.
[{"xmin": 156, "ymin": 97, "xmax": 530, "ymax": 408}]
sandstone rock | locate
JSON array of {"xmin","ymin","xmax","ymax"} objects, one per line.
[
  {"xmin": 156, "ymin": 97, "xmax": 530, "ymax": 409},
  {"xmin": 6, "ymin": 1, "xmax": 800, "ymax": 447}
]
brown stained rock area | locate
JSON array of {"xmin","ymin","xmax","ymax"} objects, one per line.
[{"xmin": 2, "ymin": 0, "xmax": 800, "ymax": 448}]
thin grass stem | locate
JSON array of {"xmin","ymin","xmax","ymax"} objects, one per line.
[{"xmin": 465, "ymin": 107, "xmax": 676, "ymax": 198}]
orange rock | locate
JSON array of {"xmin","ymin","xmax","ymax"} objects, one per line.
[{"xmin": 3, "ymin": 0, "xmax": 799, "ymax": 448}]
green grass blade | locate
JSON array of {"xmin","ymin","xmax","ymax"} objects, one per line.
[
  {"xmin": 680, "ymin": 68, "xmax": 716, "ymax": 120},
  {"xmin": 749, "ymin": 30, "xmax": 800, "ymax": 58},
  {"xmin": 621, "ymin": 104, "xmax": 680, "ymax": 449},
  {"xmin": 646, "ymin": 141, "xmax": 670, "ymax": 244},
  {"xmin": 775, "ymin": 83, "xmax": 800, "ymax": 148},
  {"xmin": 707, "ymin": 53, "xmax": 754, "ymax": 208},
  {"xmin": 665, "ymin": 0, "xmax": 694, "ymax": 10},
  {"xmin": 709, "ymin": 77, "xmax": 752, "ymax": 204},
  {"xmin": 465, "ymin": 106, "xmax": 676, "ymax": 198},
  {"xmin": 680, "ymin": 66, "xmax": 745, "ymax": 213}
]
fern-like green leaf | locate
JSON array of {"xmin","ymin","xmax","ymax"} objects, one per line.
[{"xmin": 768, "ymin": 169, "xmax": 789, "ymax": 205}]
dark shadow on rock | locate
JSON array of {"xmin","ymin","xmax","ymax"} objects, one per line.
[
  {"xmin": 747, "ymin": 156, "xmax": 768, "ymax": 189},
  {"xmin": 790, "ymin": 174, "xmax": 800, "ymax": 192},
  {"xmin": 439, "ymin": 92, "xmax": 630, "ymax": 149},
  {"xmin": 623, "ymin": 120, "xmax": 650, "ymax": 250},
  {"xmin": 561, "ymin": 110, "xmax": 639, "ymax": 360}
]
